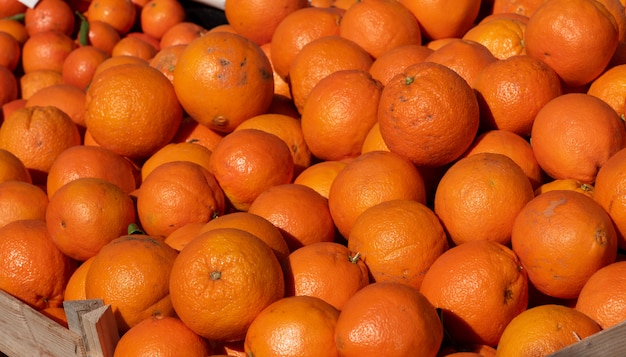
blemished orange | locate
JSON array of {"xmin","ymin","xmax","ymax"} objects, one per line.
[
  {"xmin": 378, "ymin": 61, "xmax": 480, "ymax": 167},
  {"xmin": 148, "ymin": 44, "xmax": 186, "ymax": 83},
  {"xmin": 293, "ymin": 160, "xmax": 348, "ymax": 199},
  {"xmin": 587, "ymin": 63, "xmax": 626, "ymax": 119},
  {"xmin": 462, "ymin": 129, "xmax": 544, "ymax": 189},
  {"xmin": 248, "ymin": 183, "xmax": 336, "ymax": 251},
  {"xmin": 423, "ymin": 38, "xmax": 497, "ymax": 86},
  {"xmin": 136, "ymin": 161, "xmax": 226, "ymax": 238},
  {"xmin": 19, "ymin": 69, "xmax": 64, "ymax": 100},
  {"xmin": 199, "ymin": 211, "xmax": 291, "ymax": 267},
  {"xmin": 462, "ymin": 17, "xmax": 527, "ymax": 60},
  {"xmin": 0, "ymin": 65, "xmax": 18, "ymax": 107},
  {"xmin": 338, "ymin": 0, "xmax": 421, "ymax": 59},
  {"xmin": 0, "ymin": 219, "xmax": 76, "ymax": 310},
  {"xmin": 113, "ymin": 315, "xmax": 213, "ymax": 357},
  {"xmin": 46, "ymin": 145, "xmax": 138, "ymax": 198},
  {"xmin": 159, "ymin": 21, "xmax": 208, "ymax": 49},
  {"xmin": 0, "ymin": 148, "xmax": 31, "ymax": 184},
  {"xmin": 169, "ymin": 228, "xmax": 285, "ymax": 342},
  {"xmin": 224, "ymin": 0, "xmax": 308, "ymax": 46},
  {"xmin": 174, "ymin": 31, "xmax": 274, "ymax": 133},
  {"xmin": 435, "ymin": 153, "xmax": 535, "ymax": 246},
  {"xmin": 348, "ymin": 199, "xmax": 448, "ymax": 290},
  {"xmin": 64, "ymin": 256, "xmax": 95, "ymax": 301},
  {"xmin": 0, "ymin": 106, "xmax": 81, "ymax": 185},
  {"xmin": 85, "ymin": 233, "xmax": 179, "ymax": 333},
  {"xmin": 110, "ymin": 35, "xmax": 158, "ymax": 60},
  {"xmin": 140, "ymin": 0, "xmax": 186, "ymax": 40},
  {"xmin": 289, "ymin": 35, "xmax": 374, "ymax": 113},
  {"xmin": 269, "ymin": 6, "xmax": 343, "ymax": 80},
  {"xmin": 473, "ymin": 54, "xmax": 563, "ymax": 137},
  {"xmin": 244, "ymin": 296, "xmax": 341, "ymax": 356},
  {"xmin": 576, "ymin": 260, "xmax": 626, "ymax": 329},
  {"xmin": 21, "ymin": 30, "xmax": 77, "ymax": 74},
  {"xmin": 495, "ymin": 304, "xmax": 601, "ymax": 357},
  {"xmin": 0, "ymin": 31, "xmax": 20, "ymax": 71},
  {"xmin": 530, "ymin": 93, "xmax": 626, "ymax": 184},
  {"xmin": 335, "ymin": 282, "xmax": 443, "ymax": 357},
  {"xmin": 301, "ymin": 70, "xmax": 383, "ymax": 161},
  {"xmin": 420, "ymin": 240, "xmax": 528, "ymax": 346},
  {"xmin": 594, "ymin": 147, "xmax": 626, "ymax": 250},
  {"xmin": 511, "ymin": 190, "xmax": 618, "ymax": 299},
  {"xmin": 46, "ymin": 177, "xmax": 137, "ymax": 261},
  {"xmin": 234, "ymin": 113, "xmax": 312, "ymax": 176},
  {"xmin": 84, "ymin": 63, "xmax": 183, "ymax": 159},
  {"xmin": 140, "ymin": 141, "xmax": 214, "ymax": 182},
  {"xmin": 87, "ymin": 20, "xmax": 122, "ymax": 56},
  {"xmin": 170, "ymin": 116, "xmax": 224, "ymax": 151},
  {"xmin": 328, "ymin": 150, "xmax": 427, "ymax": 239},
  {"xmin": 61, "ymin": 46, "xmax": 110, "ymax": 91},
  {"xmin": 207, "ymin": 129, "xmax": 294, "ymax": 212},
  {"xmin": 523, "ymin": 0, "xmax": 619, "ymax": 88},
  {"xmin": 491, "ymin": 0, "xmax": 544, "ymax": 17},
  {"xmin": 368, "ymin": 44, "xmax": 434, "ymax": 86},
  {"xmin": 24, "ymin": 0, "xmax": 75, "ymax": 36},
  {"xmin": 398, "ymin": 0, "xmax": 482, "ymax": 40},
  {"xmin": 87, "ymin": 0, "xmax": 137, "ymax": 35},
  {"xmin": 284, "ymin": 242, "xmax": 369, "ymax": 310},
  {"xmin": 535, "ymin": 178, "xmax": 595, "ymax": 198},
  {"xmin": 0, "ymin": 180, "xmax": 48, "ymax": 229},
  {"xmin": 25, "ymin": 83, "xmax": 87, "ymax": 129}
]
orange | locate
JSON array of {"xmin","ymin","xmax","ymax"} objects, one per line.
[
  {"xmin": 597, "ymin": 0, "xmax": 626, "ymax": 42},
  {"xmin": 462, "ymin": 129, "xmax": 544, "ymax": 189},
  {"xmin": 110, "ymin": 34, "xmax": 158, "ymax": 60},
  {"xmin": 140, "ymin": 141, "xmax": 213, "ymax": 182},
  {"xmin": 64, "ymin": 256, "xmax": 95, "ymax": 301},
  {"xmin": 24, "ymin": 0, "xmax": 75, "ymax": 36},
  {"xmin": 420, "ymin": 240, "xmax": 528, "ymax": 346},
  {"xmin": 0, "ymin": 219, "xmax": 75, "ymax": 310},
  {"xmin": 159, "ymin": 21, "xmax": 208, "ymax": 49},
  {"xmin": 269, "ymin": 6, "xmax": 343, "ymax": 80},
  {"xmin": 46, "ymin": 145, "xmax": 138, "ymax": 198},
  {"xmin": 0, "ymin": 0, "xmax": 26, "ymax": 18},
  {"xmin": 84, "ymin": 63, "xmax": 183, "ymax": 159},
  {"xmin": 1, "ymin": 98, "xmax": 27, "ymax": 121},
  {"xmin": 170, "ymin": 116, "xmax": 225, "ymax": 151},
  {"xmin": 259, "ymin": 42, "xmax": 292, "ymax": 99},
  {"xmin": 530, "ymin": 93, "xmax": 626, "ymax": 184},
  {"xmin": 140, "ymin": 0, "xmax": 186, "ymax": 40},
  {"xmin": 25, "ymin": 83, "xmax": 87, "ymax": 129},
  {"xmin": 162, "ymin": 222, "xmax": 204, "ymax": 252},
  {"xmin": 198, "ymin": 211, "xmax": 291, "ymax": 267},
  {"xmin": 378, "ymin": 61, "xmax": 480, "ymax": 167},
  {"xmin": 0, "ymin": 106, "xmax": 81, "ymax": 185},
  {"xmin": 423, "ymin": 38, "xmax": 497, "ymax": 86},
  {"xmin": 587, "ymin": 63, "xmax": 626, "ymax": 119},
  {"xmin": 113, "ymin": 315, "xmax": 213, "ymax": 357},
  {"xmin": 85, "ymin": 233, "xmax": 179, "ymax": 333},
  {"xmin": 368, "ymin": 44, "xmax": 434, "ymax": 86},
  {"xmin": 87, "ymin": 0, "xmax": 137, "ymax": 35},
  {"xmin": 524, "ymin": 0, "xmax": 619, "ymax": 88},
  {"xmin": 148, "ymin": 44, "xmax": 186, "ymax": 83},
  {"xmin": 91, "ymin": 54, "xmax": 148, "ymax": 78},
  {"xmin": 0, "ymin": 31, "xmax": 20, "ymax": 71},
  {"xmin": 473, "ymin": 54, "xmax": 563, "ymax": 137},
  {"xmin": 174, "ymin": 32, "xmax": 273, "ymax": 133},
  {"xmin": 435, "ymin": 153, "xmax": 534, "ymax": 246},
  {"xmin": 491, "ymin": 0, "xmax": 544, "ymax": 16},
  {"xmin": 19, "ymin": 69, "xmax": 65, "ymax": 100},
  {"xmin": 244, "ymin": 296, "xmax": 340, "ymax": 356},
  {"xmin": 293, "ymin": 160, "xmax": 348, "ymax": 199},
  {"xmin": 61, "ymin": 46, "xmax": 110, "ymax": 91},
  {"xmin": 439, "ymin": 344, "xmax": 497, "ymax": 357},
  {"xmin": 136, "ymin": 161, "xmax": 226, "ymax": 238},
  {"xmin": 224, "ymin": 0, "xmax": 308, "ymax": 46},
  {"xmin": 0, "ymin": 148, "xmax": 32, "ymax": 184},
  {"xmin": 511, "ymin": 189, "xmax": 618, "ymax": 299},
  {"xmin": 594, "ymin": 147, "xmax": 626, "ymax": 249},
  {"xmin": 347, "ymin": 199, "xmax": 448, "ymax": 290},
  {"xmin": 207, "ymin": 129, "xmax": 294, "ymax": 212},
  {"xmin": 169, "ymin": 227, "xmax": 285, "ymax": 342},
  {"xmin": 479, "ymin": 11, "xmax": 531, "ymax": 24},
  {"xmin": 535, "ymin": 178, "xmax": 595, "ymax": 198},
  {"xmin": 0, "ymin": 64, "xmax": 18, "ymax": 109},
  {"xmin": 398, "ymin": 0, "xmax": 482, "ymax": 40},
  {"xmin": 335, "ymin": 282, "xmax": 443, "ymax": 357},
  {"xmin": 46, "ymin": 177, "xmax": 136, "ymax": 261},
  {"xmin": 289, "ymin": 35, "xmax": 373, "ymax": 113},
  {"xmin": 495, "ymin": 304, "xmax": 601, "ymax": 356},
  {"xmin": 328, "ymin": 150, "xmax": 427, "ymax": 239},
  {"xmin": 462, "ymin": 17, "xmax": 527, "ymax": 60},
  {"xmin": 301, "ymin": 69, "xmax": 382, "ymax": 161},
  {"xmin": 0, "ymin": 180, "xmax": 48, "ymax": 229},
  {"xmin": 21, "ymin": 30, "xmax": 77, "ymax": 74},
  {"xmin": 284, "ymin": 242, "xmax": 369, "ymax": 310},
  {"xmin": 575, "ymin": 260, "xmax": 626, "ymax": 329},
  {"xmin": 248, "ymin": 183, "xmax": 336, "ymax": 251},
  {"xmin": 234, "ymin": 113, "xmax": 312, "ymax": 176},
  {"xmin": 338, "ymin": 0, "xmax": 421, "ymax": 59},
  {"xmin": 87, "ymin": 20, "xmax": 122, "ymax": 56}
]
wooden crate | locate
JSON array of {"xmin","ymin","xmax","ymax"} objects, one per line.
[{"xmin": 2, "ymin": 287, "xmax": 626, "ymax": 356}]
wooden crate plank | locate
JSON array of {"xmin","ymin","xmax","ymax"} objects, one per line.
[
  {"xmin": 547, "ymin": 319, "xmax": 626, "ymax": 356},
  {"xmin": 0, "ymin": 290, "xmax": 87, "ymax": 357}
]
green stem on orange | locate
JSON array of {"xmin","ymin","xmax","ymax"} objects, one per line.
[
  {"xmin": 3, "ymin": 13, "xmax": 25, "ymax": 22},
  {"xmin": 75, "ymin": 11, "xmax": 89, "ymax": 46},
  {"xmin": 127, "ymin": 223, "xmax": 145, "ymax": 235},
  {"xmin": 348, "ymin": 252, "xmax": 361, "ymax": 263}
]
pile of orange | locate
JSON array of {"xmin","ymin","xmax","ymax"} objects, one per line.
[{"xmin": 2, "ymin": 0, "xmax": 626, "ymax": 355}]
